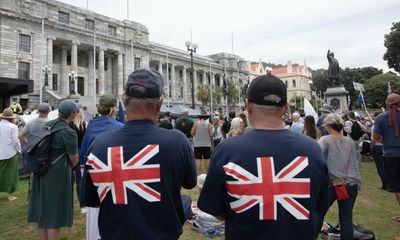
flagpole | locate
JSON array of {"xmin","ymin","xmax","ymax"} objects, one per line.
[
  {"xmin": 93, "ymin": 29, "xmax": 96, "ymax": 114},
  {"xmin": 209, "ymin": 60, "xmax": 213, "ymax": 114},
  {"xmin": 360, "ymin": 90, "xmax": 367, "ymax": 113},
  {"xmin": 166, "ymin": 53, "xmax": 169, "ymax": 107}
]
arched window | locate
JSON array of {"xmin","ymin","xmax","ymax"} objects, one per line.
[{"xmin": 292, "ymin": 79, "xmax": 296, "ymax": 88}]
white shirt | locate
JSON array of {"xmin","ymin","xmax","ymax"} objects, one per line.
[{"xmin": 0, "ymin": 119, "xmax": 21, "ymax": 160}]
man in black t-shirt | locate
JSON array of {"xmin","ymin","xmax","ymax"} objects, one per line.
[
  {"xmin": 221, "ymin": 111, "xmax": 236, "ymax": 139},
  {"xmin": 198, "ymin": 74, "xmax": 328, "ymax": 240},
  {"xmin": 159, "ymin": 111, "xmax": 173, "ymax": 129},
  {"xmin": 175, "ymin": 110, "xmax": 194, "ymax": 139},
  {"xmin": 81, "ymin": 69, "xmax": 197, "ymax": 240}
]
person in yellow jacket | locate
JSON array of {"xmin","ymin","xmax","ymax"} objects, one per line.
[{"xmin": 9, "ymin": 98, "xmax": 22, "ymax": 115}]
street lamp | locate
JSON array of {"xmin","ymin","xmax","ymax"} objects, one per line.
[
  {"xmin": 68, "ymin": 71, "xmax": 77, "ymax": 95},
  {"xmin": 42, "ymin": 65, "xmax": 51, "ymax": 87},
  {"xmin": 185, "ymin": 41, "xmax": 198, "ymax": 109}
]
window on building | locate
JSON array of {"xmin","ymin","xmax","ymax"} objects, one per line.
[
  {"xmin": 85, "ymin": 19, "xmax": 94, "ymax": 31},
  {"xmin": 108, "ymin": 25, "xmax": 116, "ymax": 36},
  {"xmin": 105, "ymin": 59, "xmax": 108, "ymax": 71},
  {"xmin": 96, "ymin": 79, "xmax": 99, "ymax": 94},
  {"xmin": 67, "ymin": 53, "xmax": 71, "ymax": 65},
  {"xmin": 18, "ymin": 34, "xmax": 31, "ymax": 52},
  {"xmin": 292, "ymin": 79, "xmax": 296, "ymax": 88},
  {"xmin": 78, "ymin": 77, "xmax": 84, "ymax": 96},
  {"xmin": 134, "ymin": 57, "xmax": 141, "ymax": 70},
  {"xmin": 180, "ymin": 86, "xmax": 183, "ymax": 99},
  {"xmin": 52, "ymin": 74, "xmax": 58, "ymax": 91},
  {"xmin": 18, "ymin": 62, "xmax": 30, "ymax": 79},
  {"xmin": 285, "ymin": 81, "xmax": 288, "ymax": 87},
  {"xmin": 58, "ymin": 11, "xmax": 70, "ymax": 24}
]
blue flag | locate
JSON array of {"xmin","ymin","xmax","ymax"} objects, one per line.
[
  {"xmin": 356, "ymin": 91, "xmax": 364, "ymax": 107},
  {"xmin": 118, "ymin": 100, "xmax": 126, "ymax": 124}
]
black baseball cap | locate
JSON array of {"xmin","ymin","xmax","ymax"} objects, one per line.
[
  {"xmin": 125, "ymin": 68, "xmax": 164, "ymax": 98},
  {"xmin": 247, "ymin": 74, "xmax": 287, "ymax": 106}
]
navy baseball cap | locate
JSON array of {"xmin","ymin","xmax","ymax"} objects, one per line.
[
  {"xmin": 247, "ymin": 74, "xmax": 287, "ymax": 107},
  {"xmin": 58, "ymin": 99, "xmax": 79, "ymax": 116},
  {"xmin": 125, "ymin": 68, "xmax": 164, "ymax": 98}
]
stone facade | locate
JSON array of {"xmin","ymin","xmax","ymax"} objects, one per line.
[
  {"xmin": 0, "ymin": 0, "xmax": 249, "ymax": 112},
  {"xmin": 271, "ymin": 61, "xmax": 312, "ymax": 102}
]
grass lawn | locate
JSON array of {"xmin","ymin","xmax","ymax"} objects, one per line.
[{"xmin": 0, "ymin": 160, "xmax": 399, "ymax": 239}]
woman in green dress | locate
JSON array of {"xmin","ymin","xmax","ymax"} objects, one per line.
[
  {"xmin": 0, "ymin": 108, "xmax": 21, "ymax": 202},
  {"xmin": 27, "ymin": 100, "xmax": 79, "ymax": 240}
]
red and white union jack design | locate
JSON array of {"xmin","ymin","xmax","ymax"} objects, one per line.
[
  {"xmin": 86, "ymin": 144, "xmax": 160, "ymax": 205},
  {"xmin": 224, "ymin": 156, "xmax": 310, "ymax": 220}
]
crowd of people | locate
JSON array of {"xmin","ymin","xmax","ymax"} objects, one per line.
[{"xmin": 0, "ymin": 69, "xmax": 399, "ymax": 240}]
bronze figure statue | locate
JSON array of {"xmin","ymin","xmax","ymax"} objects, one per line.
[{"xmin": 327, "ymin": 50, "xmax": 340, "ymax": 86}]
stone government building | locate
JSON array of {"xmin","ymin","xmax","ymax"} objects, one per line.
[{"xmin": 0, "ymin": 0, "xmax": 310, "ymax": 112}]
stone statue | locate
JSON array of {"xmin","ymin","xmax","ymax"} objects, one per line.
[{"xmin": 327, "ymin": 50, "xmax": 340, "ymax": 86}]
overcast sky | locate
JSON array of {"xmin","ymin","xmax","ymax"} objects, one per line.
[{"xmin": 59, "ymin": 0, "xmax": 400, "ymax": 71}]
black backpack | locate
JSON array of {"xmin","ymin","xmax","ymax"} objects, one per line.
[
  {"xmin": 26, "ymin": 124, "xmax": 68, "ymax": 176},
  {"xmin": 177, "ymin": 118, "xmax": 192, "ymax": 138},
  {"xmin": 349, "ymin": 120, "xmax": 364, "ymax": 141}
]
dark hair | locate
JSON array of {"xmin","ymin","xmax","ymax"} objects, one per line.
[
  {"xmin": 347, "ymin": 111, "xmax": 356, "ymax": 120},
  {"xmin": 229, "ymin": 111, "xmax": 236, "ymax": 119},
  {"xmin": 303, "ymin": 115, "xmax": 317, "ymax": 139},
  {"xmin": 328, "ymin": 123, "xmax": 343, "ymax": 132},
  {"xmin": 97, "ymin": 105, "xmax": 113, "ymax": 116},
  {"xmin": 164, "ymin": 112, "xmax": 171, "ymax": 117}
]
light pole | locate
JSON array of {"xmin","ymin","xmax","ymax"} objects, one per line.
[
  {"xmin": 185, "ymin": 41, "xmax": 198, "ymax": 109},
  {"xmin": 42, "ymin": 65, "xmax": 51, "ymax": 87},
  {"xmin": 68, "ymin": 71, "xmax": 77, "ymax": 95}
]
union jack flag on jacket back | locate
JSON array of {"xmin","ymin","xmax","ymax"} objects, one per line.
[
  {"xmin": 80, "ymin": 120, "xmax": 197, "ymax": 240},
  {"xmin": 198, "ymin": 129, "xmax": 329, "ymax": 240}
]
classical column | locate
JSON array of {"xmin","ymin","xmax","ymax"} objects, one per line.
[
  {"xmin": 171, "ymin": 64, "xmax": 176, "ymax": 103},
  {"xmin": 71, "ymin": 41, "xmax": 79, "ymax": 94},
  {"xmin": 124, "ymin": 51, "xmax": 133, "ymax": 88},
  {"xmin": 88, "ymin": 50, "xmax": 94, "ymax": 98},
  {"xmin": 60, "ymin": 45, "xmax": 68, "ymax": 95},
  {"xmin": 193, "ymin": 69, "xmax": 198, "ymax": 105},
  {"xmin": 182, "ymin": 66, "xmax": 187, "ymax": 105},
  {"xmin": 106, "ymin": 56, "xmax": 113, "ymax": 94},
  {"xmin": 158, "ymin": 60, "xmax": 163, "ymax": 76},
  {"xmin": 219, "ymin": 75, "xmax": 224, "ymax": 104},
  {"xmin": 99, "ymin": 48, "xmax": 105, "ymax": 95},
  {"xmin": 46, "ymin": 38, "xmax": 54, "ymax": 89},
  {"xmin": 117, "ymin": 52, "xmax": 124, "ymax": 96}
]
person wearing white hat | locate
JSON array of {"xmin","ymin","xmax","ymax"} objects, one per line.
[{"xmin": 0, "ymin": 108, "xmax": 21, "ymax": 202}]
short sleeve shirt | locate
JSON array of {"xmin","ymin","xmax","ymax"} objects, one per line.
[
  {"xmin": 80, "ymin": 120, "xmax": 197, "ymax": 240},
  {"xmin": 23, "ymin": 117, "xmax": 48, "ymax": 139},
  {"xmin": 198, "ymin": 129, "xmax": 328, "ymax": 240},
  {"xmin": 374, "ymin": 111, "xmax": 400, "ymax": 157}
]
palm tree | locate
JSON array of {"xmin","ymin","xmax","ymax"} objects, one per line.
[
  {"xmin": 197, "ymin": 84, "xmax": 210, "ymax": 107},
  {"xmin": 227, "ymin": 80, "xmax": 239, "ymax": 106}
]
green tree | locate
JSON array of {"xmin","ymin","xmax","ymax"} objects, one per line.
[
  {"xmin": 213, "ymin": 86, "xmax": 223, "ymax": 104},
  {"xmin": 227, "ymin": 80, "xmax": 239, "ymax": 106},
  {"xmin": 311, "ymin": 69, "xmax": 328, "ymax": 94},
  {"xmin": 311, "ymin": 67, "xmax": 382, "ymax": 101},
  {"xmin": 383, "ymin": 22, "xmax": 400, "ymax": 73},
  {"xmin": 197, "ymin": 85, "xmax": 210, "ymax": 107},
  {"xmin": 340, "ymin": 67, "xmax": 383, "ymax": 101},
  {"xmin": 364, "ymin": 72, "xmax": 400, "ymax": 107}
]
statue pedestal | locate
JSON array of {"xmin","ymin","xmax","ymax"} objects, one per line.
[{"xmin": 325, "ymin": 86, "xmax": 348, "ymax": 113}]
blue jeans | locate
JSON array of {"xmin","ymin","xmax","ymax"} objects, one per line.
[
  {"xmin": 371, "ymin": 145, "xmax": 387, "ymax": 189},
  {"xmin": 314, "ymin": 183, "xmax": 358, "ymax": 240}
]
